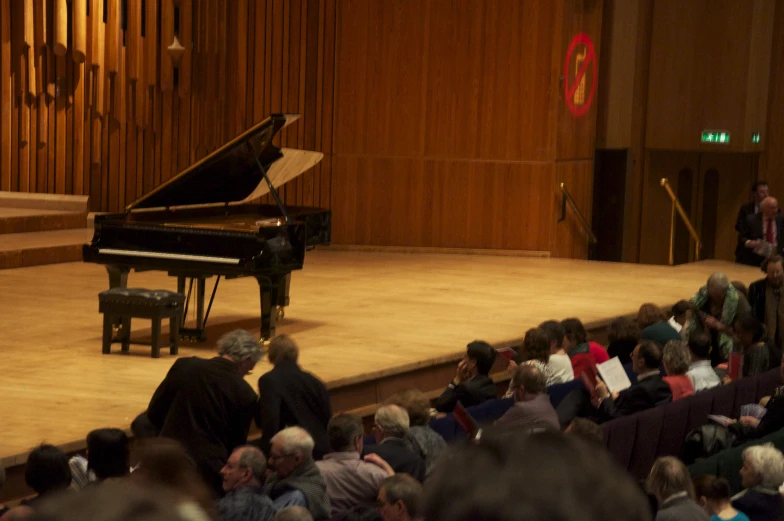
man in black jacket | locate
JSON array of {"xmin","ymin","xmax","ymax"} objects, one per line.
[
  {"xmin": 594, "ymin": 340, "xmax": 671, "ymax": 421},
  {"xmin": 258, "ymin": 335, "xmax": 332, "ymax": 460},
  {"xmin": 363, "ymin": 405, "xmax": 426, "ymax": 482},
  {"xmin": 735, "ymin": 181, "xmax": 770, "ymax": 264},
  {"xmin": 435, "ymin": 341, "xmax": 498, "ymax": 413},
  {"xmin": 146, "ymin": 329, "xmax": 262, "ymax": 496},
  {"xmin": 738, "ymin": 196, "xmax": 784, "ymax": 267}
]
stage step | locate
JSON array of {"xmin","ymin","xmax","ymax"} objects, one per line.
[
  {"xmin": 0, "ymin": 208, "xmax": 88, "ymax": 234},
  {"xmin": 0, "ymin": 228, "xmax": 92, "ymax": 269}
]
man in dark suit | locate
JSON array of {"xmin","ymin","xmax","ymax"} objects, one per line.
[
  {"xmin": 435, "ymin": 340, "xmax": 498, "ymax": 413},
  {"xmin": 735, "ymin": 180, "xmax": 769, "ymax": 264},
  {"xmin": 257, "ymin": 335, "xmax": 332, "ymax": 460},
  {"xmin": 594, "ymin": 340, "xmax": 671, "ymax": 421},
  {"xmin": 363, "ymin": 405, "xmax": 426, "ymax": 482},
  {"xmin": 146, "ymin": 329, "xmax": 262, "ymax": 496},
  {"xmin": 738, "ymin": 196, "xmax": 784, "ymax": 266}
]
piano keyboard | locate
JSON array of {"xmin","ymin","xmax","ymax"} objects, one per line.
[{"xmin": 97, "ymin": 248, "xmax": 242, "ymax": 265}]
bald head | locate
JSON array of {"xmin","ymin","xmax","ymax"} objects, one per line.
[{"xmin": 762, "ymin": 196, "xmax": 779, "ymax": 218}]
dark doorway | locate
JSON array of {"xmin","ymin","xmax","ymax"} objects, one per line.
[
  {"xmin": 590, "ymin": 149, "xmax": 628, "ymax": 262},
  {"xmin": 701, "ymin": 169, "xmax": 719, "ymax": 260}
]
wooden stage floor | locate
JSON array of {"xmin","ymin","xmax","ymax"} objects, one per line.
[{"xmin": 0, "ymin": 250, "xmax": 761, "ymax": 462}]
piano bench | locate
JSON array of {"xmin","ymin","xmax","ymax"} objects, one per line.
[{"xmin": 98, "ymin": 288, "xmax": 186, "ymax": 358}]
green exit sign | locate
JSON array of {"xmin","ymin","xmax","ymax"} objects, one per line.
[
  {"xmin": 702, "ymin": 131, "xmax": 731, "ymax": 144},
  {"xmin": 752, "ymin": 132, "xmax": 761, "ymax": 144}
]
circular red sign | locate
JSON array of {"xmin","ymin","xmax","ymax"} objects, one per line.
[{"xmin": 563, "ymin": 33, "xmax": 597, "ymax": 117}]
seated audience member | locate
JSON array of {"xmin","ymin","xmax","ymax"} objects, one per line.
[
  {"xmin": 662, "ymin": 340, "xmax": 695, "ymax": 400},
  {"xmin": 688, "ymin": 273, "xmax": 751, "ymax": 366},
  {"xmin": 669, "ymin": 300, "xmax": 692, "ymax": 335},
  {"xmin": 508, "ymin": 327, "xmax": 556, "ymax": 386},
  {"xmin": 495, "ymin": 364, "xmax": 559, "ymax": 431},
  {"xmin": 565, "ymin": 418, "xmax": 604, "ymax": 445},
  {"xmin": 639, "ymin": 303, "xmax": 682, "ymax": 347},
  {"xmin": 647, "ymin": 457, "xmax": 709, "ymax": 521},
  {"xmin": 262, "ymin": 427, "xmax": 330, "ymax": 519},
  {"xmin": 364, "ymin": 406, "xmax": 426, "ymax": 483},
  {"xmin": 731, "ymin": 444, "xmax": 784, "ymax": 521},
  {"xmin": 316, "ymin": 414, "xmax": 393, "ymax": 517},
  {"xmin": 733, "ymin": 316, "xmax": 773, "ymax": 378},
  {"xmin": 275, "ymin": 506, "xmax": 314, "ymax": 521},
  {"xmin": 258, "ymin": 335, "xmax": 332, "ymax": 461},
  {"xmin": 748, "ymin": 256, "xmax": 784, "ymax": 342},
  {"xmin": 145, "ymin": 329, "xmax": 263, "ymax": 496},
  {"xmin": 607, "ymin": 316, "xmax": 641, "ymax": 365},
  {"xmin": 561, "ymin": 317, "xmax": 610, "ymax": 379},
  {"xmin": 730, "ymin": 360, "xmax": 784, "ymax": 441},
  {"xmin": 435, "ymin": 341, "xmax": 497, "ymax": 413},
  {"xmin": 687, "ymin": 332, "xmax": 722, "ymax": 392},
  {"xmin": 422, "ymin": 431, "xmax": 650, "ymax": 521},
  {"xmin": 0, "ymin": 445, "xmax": 72, "ymax": 521},
  {"xmin": 738, "ymin": 196, "xmax": 784, "ymax": 267},
  {"xmin": 69, "ymin": 428, "xmax": 130, "ymax": 489},
  {"xmin": 131, "ymin": 438, "xmax": 215, "ymax": 521},
  {"xmin": 594, "ymin": 340, "xmax": 672, "ymax": 421},
  {"xmin": 735, "ymin": 180, "xmax": 770, "ymax": 265},
  {"xmin": 383, "ymin": 390, "xmax": 445, "ymax": 475},
  {"xmin": 376, "ymin": 475, "xmax": 422, "ymax": 521},
  {"xmin": 693, "ymin": 475, "xmax": 750, "ymax": 521},
  {"xmin": 538, "ymin": 320, "xmax": 574, "ymax": 383},
  {"xmin": 218, "ymin": 446, "xmax": 275, "ymax": 521}
]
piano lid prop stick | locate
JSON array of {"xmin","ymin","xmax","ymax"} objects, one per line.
[
  {"xmin": 73, "ymin": 0, "xmax": 87, "ymax": 63},
  {"xmin": 53, "ymin": 0, "xmax": 67, "ymax": 56}
]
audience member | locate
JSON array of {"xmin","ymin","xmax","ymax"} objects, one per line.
[
  {"xmin": 561, "ymin": 317, "xmax": 610, "ymax": 379},
  {"xmin": 69, "ymin": 428, "xmax": 130, "ymax": 489},
  {"xmin": 730, "ymin": 360, "xmax": 784, "ymax": 441},
  {"xmin": 738, "ymin": 196, "xmax": 784, "ymax": 267},
  {"xmin": 647, "ymin": 457, "xmax": 709, "ymax": 521},
  {"xmin": 363, "ymin": 406, "xmax": 425, "ymax": 483},
  {"xmin": 686, "ymin": 332, "xmax": 721, "ymax": 392},
  {"xmin": 689, "ymin": 273, "xmax": 751, "ymax": 366},
  {"xmin": 262, "ymin": 427, "xmax": 330, "ymax": 519},
  {"xmin": 594, "ymin": 340, "xmax": 672, "ymax": 421},
  {"xmin": 608, "ymin": 316, "xmax": 641, "ymax": 365},
  {"xmin": 639, "ymin": 303, "xmax": 682, "ymax": 347},
  {"xmin": 669, "ymin": 300, "xmax": 692, "ymax": 334},
  {"xmin": 565, "ymin": 418, "xmax": 604, "ymax": 445},
  {"xmin": 316, "ymin": 414, "xmax": 392, "ymax": 517},
  {"xmin": 274, "ymin": 506, "xmax": 314, "ymax": 521},
  {"xmin": 538, "ymin": 320, "xmax": 574, "ymax": 383},
  {"xmin": 218, "ymin": 446, "xmax": 275, "ymax": 521},
  {"xmin": 735, "ymin": 180, "xmax": 770, "ymax": 265},
  {"xmin": 693, "ymin": 475, "xmax": 750, "ymax": 521},
  {"xmin": 495, "ymin": 364, "xmax": 559, "ymax": 431},
  {"xmin": 435, "ymin": 341, "xmax": 497, "ymax": 413},
  {"xmin": 662, "ymin": 340, "xmax": 695, "ymax": 400},
  {"xmin": 131, "ymin": 438, "xmax": 215, "ymax": 521},
  {"xmin": 383, "ymin": 390, "xmax": 445, "ymax": 475},
  {"xmin": 638, "ymin": 303, "xmax": 669, "ymax": 330},
  {"xmin": 733, "ymin": 316, "xmax": 773, "ymax": 378},
  {"xmin": 145, "ymin": 329, "xmax": 262, "ymax": 495},
  {"xmin": 422, "ymin": 431, "xmax": 651, "ymax": 521},
  {"xmin": 22, "ymin": 445, "xmax": 72, "ymax": 507},
  {"xmin": 748, "ymin": 255, "xmax": 784, "ymax": 352},
  {"xmin": 376, "ymin": 475, "xmax": 422, "ymax": 521},
  {"xmin": 258, "ymin": 335, "xmax": 332, "ymax": 460},
  {"xmin": 511, "ymin": 327, "xmax": 555, "ymax": 385},
  {"xmin": 731, "ymin": 444, "xmax": 784, "ymax": 521}
]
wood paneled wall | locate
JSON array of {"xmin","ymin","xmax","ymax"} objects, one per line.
[{"xmin": 0, "ymin": 0, "xmax": 336, "ymax": 213}]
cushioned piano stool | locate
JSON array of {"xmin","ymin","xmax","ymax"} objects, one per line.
[{"xmin": 98, "ymin": 288, "xmax": 185, "ymax": 358}]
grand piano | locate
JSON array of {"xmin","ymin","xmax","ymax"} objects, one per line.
[{"xmin": 83, "ymin": 114, "xmax": 331, "ymax": 341}]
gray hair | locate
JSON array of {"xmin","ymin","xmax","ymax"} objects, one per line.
[
  {"xmin": 662, "ymin": 340, "xmax": 690, "ymax": 375},
  {"xmin": 707, "ymin": 272, "xmax": 730, "ymax": 294},
  {"xmin": 271, "ymin": 427, "xmax": 315, "ymax": 460},
  {"xmin": 274, "ymin": 506, "xmax": 314, "ymax": 521},
  {"xmin": 743, "ymin": 443, "xmax": 784, "ymax": 489},
  {"xmin": 268, "ymin": 334, "xmax": 299, "ymax": 364},
  {"xmin": 217, "ymin": 329, "xmax": 263, "ymax": 363},
  {"xmin": 375, "ymin": 404, "xmax": 410, "ymax": 439},
  {"xmin": 236, "ymin": 445, "xmax": 267, "ymax": 481}
]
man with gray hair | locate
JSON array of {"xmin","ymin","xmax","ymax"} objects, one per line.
[
  {"xmin": 218, "ymin": 445, "xmax": 276, "ymax": 521},
  {"xmin": 647, "ymin": 456, "xmax": 708, "ymax": 521},
  {"xmin": 145, "ymin": 329, "xmax": 263, "ymax": 496},
  {"xmin": 732, "ymin": 443, "xmax": 784, "ymax": 521},
  {"xmin": 494, "ymin": 364, "xmax": 559, "ymax": 431},
  {"xmin": 316, "ymin": 413, "xmax": 394, "ymax": 516},
  {"xmin": 262, "ymin": 426, "xmax": 331, "ymax": 519},
  {"xmin": 363, "ymin": 405, "xmax": 426, "ymax": 482}
]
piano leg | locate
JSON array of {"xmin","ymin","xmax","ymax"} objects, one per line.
[
  {"xmin": 277, "ymin": 273, "xmax": 291, "ymax": 307},
  {"xmin": 256, "ymin": 275, "xmax": 282, "ymax": 340},
  {"xmin": 106, "ymin": 265, "xmax": 129, "ymax": 288}
]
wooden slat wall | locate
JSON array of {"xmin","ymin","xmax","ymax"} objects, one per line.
[{"xmin": 0, "ymin": 0, "xmax": 336, "ymax": 213}]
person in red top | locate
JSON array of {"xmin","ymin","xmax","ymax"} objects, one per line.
[
  {"xmin": 661, "ymin": 340, "xmax": 695, "ymax": 400},
  {"xmin": 561, "ymin": 318, "xmax": 609, "ymax": 379}
]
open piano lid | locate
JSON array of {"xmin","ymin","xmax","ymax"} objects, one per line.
[{"xmin": 126, "ymin": 114, "xmax": 323, "ymax": 211}]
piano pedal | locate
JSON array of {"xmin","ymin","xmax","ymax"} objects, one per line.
[{"xmin": 276, "ymin": 307, "xmax": 285, "ymax": 321}]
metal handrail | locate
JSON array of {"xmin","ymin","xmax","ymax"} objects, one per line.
[
  {"xmin": 660, "ymin": 178, "xmax": 701, "ymax": 264},
  {"xmin": 559, "ymin": 183, "xmax": 598, "ymax": 244}
]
